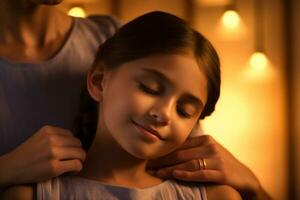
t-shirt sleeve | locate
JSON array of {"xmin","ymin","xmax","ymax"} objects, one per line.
[{"xmin": 87, "ymin": 15, "xmax": 121, "ymax": 39}]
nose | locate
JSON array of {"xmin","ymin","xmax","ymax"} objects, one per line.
[{"xmin": 148, "ymin": 97, "xmax": 175, "ymax": 126}]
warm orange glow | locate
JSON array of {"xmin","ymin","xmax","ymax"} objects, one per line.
[
  {"xmin": 196, "ymin": 0, "xmax": 231, "ymax": 6},
  {"xmin": 68, "ymin": 6, "xmax": 86, "ymax": 18},
  {"xmin": 250, "ymin": 52, "xmax": 269, "ymax": 71},
  {"xmin": 216, "ymin": 10, "xmax": 247, "ymax": 41},
  {"xmin": 222, "ymin": 10, "xmax": 241, "ymax": 29},
  {"xmin": 202, "ymin": 89, "xmax": 249, "ymax": 144},
  {"xmin": 244, "ymin": 52, "xmax": 275, "ymax": 81}
]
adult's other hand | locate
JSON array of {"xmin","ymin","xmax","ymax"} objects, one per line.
[{"xmin": 0, "ymin": 125, "xmax": 86, "ymax": 187}]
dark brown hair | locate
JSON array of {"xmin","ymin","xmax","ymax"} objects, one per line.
[{"xmin": 74, "ymin": 11, "xmax": 221, "ymax": 150}]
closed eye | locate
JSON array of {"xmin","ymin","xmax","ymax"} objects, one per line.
[
  {"xmin": 176, "ymin": 106, "xmax": 193, "ymax": 118},
  {"xmin": 177, "ymin": 102, "xmax": 199, "ymax": 119},
  {"xmin": 138, "ymin": 82, "xmax": 161, "ymax": 95}
]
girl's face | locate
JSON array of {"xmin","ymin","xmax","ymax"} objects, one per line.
[{"xmin": 91, "ymin": 53, "xmax": 207, "ymax": 159}]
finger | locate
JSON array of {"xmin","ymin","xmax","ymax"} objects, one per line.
[
  {"xmin": 172, "ymin": 169, "xmax": 224, "ymax": 184},
  {"xmin": 148, "ymin": 146, "xmax": 207, "ymax": 169},
  {"xmin": 49, "ymin": 134, "xmax": 83, "ymax": 148},
  {"xmin": 156, "ymin": 158, "xmax": 217, "ymax": 179},
  {"xmin": 41, "ymin": 125, "xmax": 74, "ymax": 137},
  {"xmin": 156, "ymin": 160, "xmax": 200, "ymax": 179},
  {"xmin": 52, "ymin": 147, "xmax": 86, "ymax": 162},
  {"xmin": 178, "ymin": 135, "xmax": 214, "ymax": 150},
  {"xmin": 55, "ymin": 159, "xmax": 83, "ymax": 175},
  {"xmin": 147, "ymin": 151, "xmax": 182, "ymax": 169}
]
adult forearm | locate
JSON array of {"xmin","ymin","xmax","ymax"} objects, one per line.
[{"xmin": 0, "ymin": 153, "xmax": 15, "ymax": 187}]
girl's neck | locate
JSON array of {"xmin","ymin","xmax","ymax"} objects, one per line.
[{"xmin": 79, "ymin": 124, "xmax": 163, "ymax": 189}]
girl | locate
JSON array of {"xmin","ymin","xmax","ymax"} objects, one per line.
[{"xmin": 2, "ymin": 11, "xmax": 242, "ymax": 199}]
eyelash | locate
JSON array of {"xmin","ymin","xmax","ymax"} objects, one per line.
[
  {"xmin": 177, "ymin": 106, "xmax": 193, "ymax": 118},
  {"xmin": 138, "ymin": 82, "xmax": 160, "ymax": 95},
  {"xmin": 138, "ymin": 82, "xmax": 194, "ymax": 119}
]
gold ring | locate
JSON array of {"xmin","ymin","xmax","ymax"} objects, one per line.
[
  {"xmin": 202, "ymin": 158, "xmax": 207, "ymax": 170},
  {"xmin": 198, "ymin": 159, "xmax": 203, "ymax": 170},
  {"xmin": 198, "ymin": 158, "xmax": 206, "ymax": 170}
]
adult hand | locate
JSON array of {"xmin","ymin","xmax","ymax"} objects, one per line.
[
  {"xmin": 0, "ymin": 126, "xmax": 86, "ymax": 187},
  {"xmin": 147, "ymin": 135, "xmax": 271, "ymax": 199}
]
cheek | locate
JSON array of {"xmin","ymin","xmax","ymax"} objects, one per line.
[
  {"xmin": 129, "ymin": 92, "xmax": 155, "ymax": 115},
  {"xmin": 159, "ymin": 121, "xmax": 196, "ymax": 157},
  {"xmin": 102, "ymin": 83, "xmax": 154, "ymax": 125}
]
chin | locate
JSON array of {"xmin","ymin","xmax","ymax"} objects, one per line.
[
  {"xmin": 129, "ymin": 150, "xmax": 155, "ymax": 160},
  {"xmin": 124, "ymin": 146, "xmax": 159, "ymax": 160},
  {"xmin": 127, "ymin": 145, "xmax": 173, "ymax": 160}
]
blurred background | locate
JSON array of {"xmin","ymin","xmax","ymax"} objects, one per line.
[{"xmin": 58, "ymin": 0, "xmax": 299, "ymax": 199}]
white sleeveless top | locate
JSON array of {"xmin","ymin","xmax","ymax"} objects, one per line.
[{"xmin": 37, "ymin": 176, "xmax": 207, "ymax": 200}]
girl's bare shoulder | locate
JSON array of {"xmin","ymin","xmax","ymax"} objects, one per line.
[
  {"xmin": 0, "ymin": 184, "xmax": 34, "ymax": 200},
  {"xmin": 206, "ymin": 184, "xmax": 242, "ymax": 200}
]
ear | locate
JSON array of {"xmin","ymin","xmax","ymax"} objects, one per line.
[{"xmin": 87, "ymin": 67, "xmax": 108, "ymax": 102}]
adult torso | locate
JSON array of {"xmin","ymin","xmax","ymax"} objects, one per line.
[{"xmin": 0, "ymin": 16, "xmax": 118, "ymax": 155}]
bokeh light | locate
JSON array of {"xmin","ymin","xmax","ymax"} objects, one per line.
[
  {"xmin": 68, "ymin": 6, "xmax": 86, "ymax": 18},
  {"xmin": 222, "ymin": 10, "xmax": 241, "ymax": 29},
  {"xmin": 250, "ymin": 52, "xmax": 269, "ymax": 71}
]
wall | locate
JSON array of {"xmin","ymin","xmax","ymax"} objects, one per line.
[
  {"xmin": 194, "ymin": 0, "xmax": 287, "ymax": 199},
  {"xmin": 292, "ymin": 0, "xmax": 300, "ymax": 198}
]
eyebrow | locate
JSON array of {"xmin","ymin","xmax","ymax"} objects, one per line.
[{"xmin": 141, "ymin": 68, "xmax": 204, "ymax": 107}]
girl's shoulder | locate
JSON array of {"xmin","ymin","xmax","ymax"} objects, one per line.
[
  {"xmin": 166, "ymin": 180, "xmax": 207, "ymax": 199},
  {"xmin": 0, "ymin": 184, "xmax": 34, "ymax": 200},
  {"xmin": 167, "ymin": 180, "xmax": 241, "ymax": 200}
]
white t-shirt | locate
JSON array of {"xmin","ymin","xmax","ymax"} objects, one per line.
[{"xmin": 37, "ymin": 175, "xmax": 207, "ymax": 200}]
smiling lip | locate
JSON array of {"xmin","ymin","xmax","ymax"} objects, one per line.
[{"xmin": 132, "ymin": 120, "xmax": 164, "ymax": 141}]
